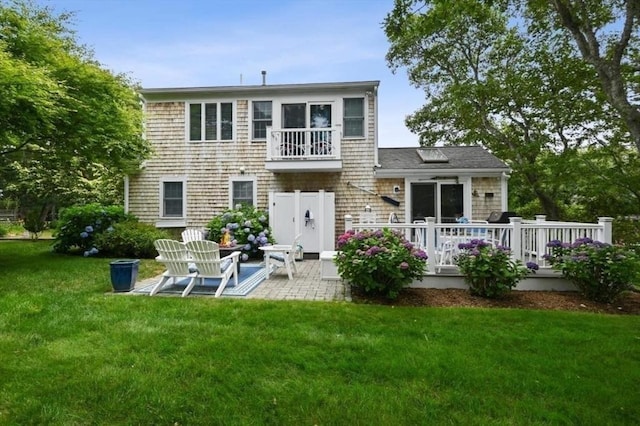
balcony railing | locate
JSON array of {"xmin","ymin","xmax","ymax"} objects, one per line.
[{"xmin": 266, "ymin": 127, "xmax": 341, "ymax": 161}]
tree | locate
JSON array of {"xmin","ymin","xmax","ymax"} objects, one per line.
[
  {"xmin": 384, "ymin": 0, "xmax": 640, "ymax": 219},
  {"xmin": 0, "ymin": 0, "xmax": 150, "ymax": 219},
  {"xmin": 528, "ymin": 0, "xmax": 640, "ymax": 152}
]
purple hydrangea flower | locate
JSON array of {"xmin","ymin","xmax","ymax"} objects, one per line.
[
  {"xmin": 85, "ymin": 226, "xmax": 93, "ymax": 233},
  {"xmin": 526, "ymin": 262, "xmax": 539, "ymax": 270},
  {"xmin": 80, "ymin": 231, "xmax": 89, "ymax": 238},
  {"xmin": 399, "ymin": 261, "xmax": 409, "ymax": 270}
]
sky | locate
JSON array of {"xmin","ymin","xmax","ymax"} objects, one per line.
[{"xmin": 34, "ymin": 0, "xmax": 426, "ymax": 147}]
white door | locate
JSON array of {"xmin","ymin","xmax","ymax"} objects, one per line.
[{"xmin": 269, "ymin": 190, "xmax": 335, "ymax": 253}]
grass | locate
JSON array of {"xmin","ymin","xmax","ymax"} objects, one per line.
[{"xmin": 1, "ymin": 241, "xmax": 639, "ymax": 425}]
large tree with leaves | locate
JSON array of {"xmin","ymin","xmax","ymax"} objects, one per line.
[
  {"xmin": 0, "ymin": 0, "xmax": 149, "ymax": 222},
  {"xmin": 384, "ymin": 0, "xmax": 640, "ymax": 219}
]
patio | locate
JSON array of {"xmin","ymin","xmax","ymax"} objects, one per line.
[{"xmin": 133, "ymin": 258, "xmax": 350, "ymax": 301}]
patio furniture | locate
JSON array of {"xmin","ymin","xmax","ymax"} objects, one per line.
[
  {"xmin": 259, "ymin": 234, "xmax": 301, "ymax": 280},
  {"xmin": 185, "ymin": 240, "xmax": 240, "ymax": 298},
  {"xmin": 181, "ymin": 228, "xmax": 205, "ymax": 243},
  {"xmin": 436, "ymin": 221, "xmax": 489, "ymax": 272},
  {"xmin": 150, "ymin": 239, "xmax": 196, "ymax": 296}
]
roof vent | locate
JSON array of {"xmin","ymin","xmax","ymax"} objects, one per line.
[{"xmin": 417, "ymin": 148, "xmax": 449, "ymax": 163}]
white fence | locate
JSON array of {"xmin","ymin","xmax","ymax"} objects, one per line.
[{"xmin": 345, "ymin": 215, "xmax": 613, "ymax": 274}]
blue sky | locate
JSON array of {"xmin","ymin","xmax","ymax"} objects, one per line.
[{"xmin": 35, "ymin": 0, "xmax": 425, "ymax": 147}]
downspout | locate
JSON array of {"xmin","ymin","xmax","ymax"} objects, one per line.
[
  {"xmin": 373, "ymin": 85, "xmax": 380, "ymax": 168},
  {"xmin": 501, "ymin": 171, "xmax": 510, "ymax": 211}
]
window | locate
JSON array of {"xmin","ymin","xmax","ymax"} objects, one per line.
[
  {"xmin": 343, "ymin": 97, "xmax": 364, "ymax": 137},
  {"xmin": 162, "ymin": 181, "xmax": 184, "ymax": 217},
  {"xmin": 252, "ymin": 101, "xmax": 272, "ymax": 140},
  {"xmin": 229, "ymin": 177, "xmax": 257, "ymax": 208},
  {"xmin": 188, "ymin": 102, "xmax": 233, "ymax": 141}
]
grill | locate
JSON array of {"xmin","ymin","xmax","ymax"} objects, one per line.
[{"xmin": 486, "ymin": 211, "xmax": 517, "ymax": 223}]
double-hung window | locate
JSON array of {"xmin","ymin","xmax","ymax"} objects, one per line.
[
  {"xmin": 229, "ymin": 177, "xmax": 257, "ymax": 208},
  {"xmin": 252, "ymin": 101, "xmax": 272, "ymax": 140},
  {"xmin": 188, "ymin": 102, "xmax": 233, "ymax": 141},
  {"xmin": 161, "ymin": 180, "xmax": 185, "ymax": 218},
  {"xmin": 343, "ymin": 98, "xmax": 364, "ymax": 138}
]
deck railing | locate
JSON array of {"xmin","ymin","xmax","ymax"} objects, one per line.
[
  {"xmin": 266, "ymin": 127, "xmax": 341, "ymax": 160},
  {"xmin": 345, "ymin": 215, "xmax": 613, "ymax": 274}
]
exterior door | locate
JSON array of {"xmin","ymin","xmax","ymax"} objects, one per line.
[
  {"xmin": 281, "ymin": 103, "xmax": 306, "ymax": 155},
  {"xmin": 410, "ymin": 182, "xmax": 464, "ymax": 223},
  {"xmin": 411, "ymin": 183, "xmax": 436, "ymax": 222}
]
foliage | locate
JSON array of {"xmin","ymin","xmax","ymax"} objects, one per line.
[
  {"xmin": 52, "ymin": 203, "xmax": 132, "ymax": 255},
  {"xmin": 206, "ymin": 204, "xmax": 274, "ymax": 261},
  {"xmin": 383, "ymin": 0, "xmax": 640, "ymax": 220},
  {"xmin": 94, "ymin": 221, "xmax": 171, "ymax": 259},
  {"xmin": 613, "ymin": 217, "xmax": 640, "ymax": 245},
  {"xmin": 22, "ymin": 208, "xmax": 47, "ymax": 239},
  {"xmin": 545, "ymin": 238, "xmax": 639, "ymax": 303},
  {"xmin": 335, "ymin": 228, "xmax": 427, "ymax": 299},
  {"xmin": 455, "ymin": 239, "xmax": 536, "ymax": 298},
  {"xmin": 0, "ymin": 1, "xmax": 150, "ymax": 220}
]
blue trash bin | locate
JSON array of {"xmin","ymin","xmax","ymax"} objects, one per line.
[{"xmin": 110, "ymin": 259, "xmax": 140, "ymax": 292}]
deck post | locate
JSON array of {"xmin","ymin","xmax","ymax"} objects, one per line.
[
  {"xmin": 344, "ymin": 214, "xmax": 353, "ymax": 232},
  {"xmin": 510, "ymin": 217, "xmax": 522, "ymax": 261},
  {"xmin": 426, "ymin": 217, "xmax": 437, "ymax": 274},
  {"xmin": 535, "ymin": 215, "xmax": 547, "ymax": 263},
  {"xmin": 598, "ymin": 217, "xmax": 613, "ymax": 244}
]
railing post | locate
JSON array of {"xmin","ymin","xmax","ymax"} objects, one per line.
[
  {"xmin": 535, "ymin": 215, "xmax": 547, "ymax": 264},
  {"xmin": 344, "ymin": 214, "xmax": 353, "ymax": 232},
  {"xmin": 426, "ymin": 217, "xmax": 436, "ymax": 274},
  {"xmin": 598, "ymin": 217, "xmax": 613, "ymax": 244},
  {"xmin": 510, "ymin": 217, "xmax": 522, "ymax": 262}
]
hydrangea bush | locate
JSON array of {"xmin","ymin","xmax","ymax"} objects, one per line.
[
  {"xmin": 455, "ymin": 239, "xmax": 537, "ymax": 298},
  {"xmin": 545, "ymin": 237, "xmax": 639, "ymax": 303},
  {"xmin": 53, "ymin": 204, "xmax": 132, "ymax": 255},
  {"xmin": 206, "ymin": 205, "xmax": 274, "ymax": 261},
  {"xmin": 335, "ymin": 228, "xmax": 428, "ymax": 299}
]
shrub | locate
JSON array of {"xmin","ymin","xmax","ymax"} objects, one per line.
[
  {"xmin": 335, "ymin": 228, "xmax": 428, "ymax": 299},
  {"xmin": 95, "ymin": 221, "xmax": 171, "ymax": 259},
  {"xmin": 53, "ymin": 204, "xmax": 132, "ymax": 255},
  {"xmin": 545, "ymin": 238, "xmax": 639, "ymax": 303},
  {"xmin": 0, "ymin": 223, "xmax": 7, "ymax": 237},
  {"xmin": 455, "ymin": 240, "xmax": 536, "ymax": 298},
  {"xmin": 206, "ymin": 205, "xmax": 274, "ymax": 261}
]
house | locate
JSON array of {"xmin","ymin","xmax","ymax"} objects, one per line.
[{"xmin": 128, "ymin": 79, "xmax": 510, "ymax": 254}]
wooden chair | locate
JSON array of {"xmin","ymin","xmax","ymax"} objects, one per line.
[
  {"xmin": 260, "ymin": 234, "xmax": 301, "ymax": 280},
  {"xmin": 184, "ymin": 240, "xmax": 240, "ymax": 297},
  {"xmin": 150, "ymin": 239, "xmax": 196, "ymax": 296},
  {"xmin": 181, "ymin": 228, "xmax": 205, "ymax": 243}
]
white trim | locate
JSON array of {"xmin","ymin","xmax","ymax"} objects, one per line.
[
  {"xmin": 228, "ymin": 175, "xmax": 258, "ymax": 209},
  {"xmin": 124, "ymin": 176, "xmax": 129, "ymax": 213},
  {"xmin": 159, "ymin": 176, "xmax": 187, "ymax": 220}
]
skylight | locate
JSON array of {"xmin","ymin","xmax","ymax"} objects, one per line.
[{"xmin": 417, "ymin": 148, "xmax": 448, "ymax": 163}]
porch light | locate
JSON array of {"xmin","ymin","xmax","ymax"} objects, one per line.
[{"xmin": 364, "ymin": 205, "xmax": 372, "ymax": 212}]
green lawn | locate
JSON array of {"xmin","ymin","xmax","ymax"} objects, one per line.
[{"xmin": 1, "ymin": 241, "xmax": 639, "ymax": 425}]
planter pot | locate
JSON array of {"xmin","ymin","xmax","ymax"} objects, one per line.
[{"xmin": 109, "ymin": 259, "xmax": 140, "ymax": 292}]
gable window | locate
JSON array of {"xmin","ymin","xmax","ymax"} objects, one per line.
[
  {"xmin": 343, "ymin": 97, "xmax": 364, "ymax": 137},
  {"xmin": 161, "ymin": 180, "xmax": 185, "ymax": 218},
  {"xmin": 252, "ymin": 101, "xmax": 272, "ymax": 140},
  {"xmin": 188, "ymin": 102, "xmax": 233, "ymax": 141},
  {"xmin": 229, "ymin": 177, "xmax": 257, "ymax": 208}
]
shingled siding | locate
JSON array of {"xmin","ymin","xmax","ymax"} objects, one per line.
[
  {"xmin": 129, "ymin": 94, "xmax": 381, "ymax": 242},
  {"xmin": 471, "ymin": 177, "xmax": 503, "ymax": 220}
]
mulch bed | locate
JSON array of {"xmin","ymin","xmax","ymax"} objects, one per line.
[{"xmin": 351, "ymin": 287, "xmax": 640, "ymax": 315}]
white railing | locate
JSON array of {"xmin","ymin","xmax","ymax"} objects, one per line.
[
  {"xmin": 344, "ymin": 215, "xmax": 613, "ymax": 274},
  {"xmin": 266, "ymin": 127, "xmax": 341, "ymax": 160}
]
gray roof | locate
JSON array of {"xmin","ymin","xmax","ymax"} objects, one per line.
[
  {"xmin": 377, "ymin": 146, "xmax": 509, "ymax": 176},
  {"xmin": 140, "ymin": 80, "xmax": 380, "ymax": 101}
]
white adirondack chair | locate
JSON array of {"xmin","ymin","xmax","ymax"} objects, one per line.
[
  {"xmin": 150, "ymin": 239, "xmax": 196, "ymax": 296},
  {"xmin": 181, "ymin": 228, "xmax": 205, "ymax": 243},
  {"xmin": 184, "ymin": 240, "xmax": 240, "ymax": 298}
]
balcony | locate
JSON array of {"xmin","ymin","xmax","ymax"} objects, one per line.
[{"xmin": 264, "ymin": 127, "xmax": 342, "ymax": 173}]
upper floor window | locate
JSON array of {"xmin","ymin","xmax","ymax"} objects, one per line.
[
  {"xmin": 252, "ymin": 101, "xmax": 272, "ymax": 140},
  {"xmin": 343, "ymin": 98, "xmax": 364, "ymax": 138},
  {"xmin": 188, "ymin": 102, "xmax": 233, "ymax": 141}
]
